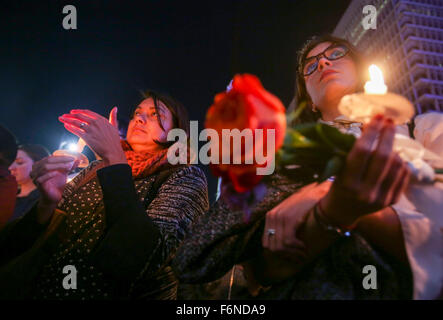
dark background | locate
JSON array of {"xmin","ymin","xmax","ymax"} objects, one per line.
[{"xmin": 0, "ymin": 0, "xmax": 351, "ymax": 202}]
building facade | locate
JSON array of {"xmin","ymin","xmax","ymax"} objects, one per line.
[{"xmin": 333, "ymin": 0, "xmax": 443, "ymax": 114}]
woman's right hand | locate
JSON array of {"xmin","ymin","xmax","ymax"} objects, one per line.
[
  {"xmin": 320, "ymin": 115, "xmax": 411, "ymax": 227},
  {"xmin": 30, "ymin": 155, "xmax": 77, "ymax": 223}
]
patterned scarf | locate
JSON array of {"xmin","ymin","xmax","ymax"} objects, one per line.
[{"xmin": 121, "ymin": 140, "xmax": 171, "ymax": 179}]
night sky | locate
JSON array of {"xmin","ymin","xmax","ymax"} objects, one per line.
[{"xmin": 1, "ymin": 0, "xmax": 351, "ymax": 202}]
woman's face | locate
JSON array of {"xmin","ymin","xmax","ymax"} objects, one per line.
[
  {"xmin": 304, "ymin": 41, "xmax": 359, "ymax": 111},
  {"xmin": 8, "ymin": 150, "xmax": 34, "ymax": 185},
  {"xmin": 126, "ymin": 98, "xmax": 174, "ymax": 153}
]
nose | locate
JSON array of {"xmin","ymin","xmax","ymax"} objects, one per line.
[
  {"xmin": 8, "ymin": 163, "xmax": 16, "ymax": 171},
  {"xmin": 134, "ymin": 113, "xmax": 147, "ymax": 125},
  {"xmin": 318, "ymin": 57, "xmax": 332, "ymax": 72}
]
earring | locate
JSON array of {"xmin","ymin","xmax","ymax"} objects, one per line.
[{"xmin": 312, "ymin": 104, "xmax": 318, "ymax": 112}]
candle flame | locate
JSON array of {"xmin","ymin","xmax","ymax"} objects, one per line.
[
  {"xmin": 364, "ymin": 64, "xmax": 387, "ymax": 94},
  {"xmin": 369, "ymin": 65, "xmax": 385, "ymax": 83},
  {"xmin": 68, "ymin": 143, "xmax": 79, "ymax": 152}
]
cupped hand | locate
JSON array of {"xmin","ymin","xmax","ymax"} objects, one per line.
[
  {"xmin": 30, "ymin": 155, "xmax": 78, "ymax": 206},
  {"xmin": 320, "ymin": 115, "xmax": 411, "ymax": 227},
  {"xmin": 58, "ymin": 107, "xmax": 127, "ymax": 166}
]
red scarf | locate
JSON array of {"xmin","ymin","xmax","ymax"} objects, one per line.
[{"xmin": 121, "ymin": 140, "xmax": 171, "ymax": 179}]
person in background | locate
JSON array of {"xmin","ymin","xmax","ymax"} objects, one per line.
[
  {"xmin": 8, "ymin": 144, "xmax": 50, "ymax": 222},
  {"xmin": 0, "ymin": 125, "xmax": 18, "ymax": 227}
]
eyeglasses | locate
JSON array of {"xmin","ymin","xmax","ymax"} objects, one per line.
[{"xmin": 302, "ymin": 44, "xmax": 349, "ymax": 76}]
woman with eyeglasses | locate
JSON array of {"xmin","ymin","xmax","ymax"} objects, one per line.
[
  {"xmin": 173, "ymin": 36, "xmax": 423, "ymax": 300},
  {"xmin": 285, "ymin": 35, "xmax": 443, "ymax": 300},
  {"xmin": 243, "ymin": 34, "xmax": 440, "ymax": 300}
]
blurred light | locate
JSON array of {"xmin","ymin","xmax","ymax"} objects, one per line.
[{"xmin": 68, "ymin": 143, "xmax": 78, "ymax": 152}]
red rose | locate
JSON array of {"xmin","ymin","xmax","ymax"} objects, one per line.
[{"xmin": 205, "ymin": 74, "xmax": 286, "ymax": 192}]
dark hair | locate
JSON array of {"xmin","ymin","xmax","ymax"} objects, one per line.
[
  {"xmin": 131, "ymin": 90, "xmax": 190, "ymax": 148},
  {"xmin": 19, "ymin": 144, "xmax": 50, "ymax": 162},
  {"xmin": 290, "ymin": 34, "xmax": 369, "ymax": 125},
  {"xmin": 0, "ymin": 125, "xmax": 18, "ymax": 168}
]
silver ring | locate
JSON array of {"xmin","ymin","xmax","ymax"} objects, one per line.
[
  {"xmin": 80, "ymin": 122, "xmax": 86, "ymax": 128},
  {"xmin": 267, "ymin": 229, "xmax": 276, "ymax": 236}
]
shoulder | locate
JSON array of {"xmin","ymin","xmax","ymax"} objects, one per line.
[
  {"xmin": 149, "ymin": 165, "xmax": 209, "ymax": 219},
  {"xmin": 413, "ymin": 112, "xmax": 443, "ymax": 145},
  {"xmin": 162, "ymin": 165, "xmax": 207, "ymax": 187},
  {"xmin": 414, "ymin": 112, "xmax": 443, "ymax": 133},
  {"xmin": 412, "ymin": 112, "xmax": 443, "ymax": 162}
]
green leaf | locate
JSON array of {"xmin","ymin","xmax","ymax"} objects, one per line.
[
  {"xmin": 286, "ymin": 101, "xmax": 307, "ymax": 125},
  {"xmin": 315, "ymin": 124, "xmax": 337, "ymax": 151},
  {"xmin": 284, "ymin": 128, "xmax": 319, "ymax": 148},
  {"xmin": 320, "ymin": 155, "xmax": 344, "ymax": 181},
  {"xmin": 293, "ymin": 123, "xmax": 320, "ymax": 139},
  {"xmin": 320, "ymin": 124, "xmax": 356, "ymax": 152}
]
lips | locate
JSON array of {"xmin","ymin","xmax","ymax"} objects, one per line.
[
  {"xmin": 132, "ymin": 126, "xmax": 147, "ymax": 134},
  {"xmin": 319, "ymin": 69, "xmax": 338, "ymax": 82}
]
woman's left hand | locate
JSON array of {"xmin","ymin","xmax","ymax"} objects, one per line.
[
  {"xmin": 59, "ymin": 107, "xmax": 127, "ymax": 166},
  {"xmin": 258, "ymin": 181, "xmax": 331, "ymax": 284},
  {"xmin": 262, "ymin": 181, "xmax": 331, "ymax": 261}
]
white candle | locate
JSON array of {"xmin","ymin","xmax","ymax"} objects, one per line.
[{"xmin": 364, "ymin": 64, "xmax": 387, "ymax": 95}]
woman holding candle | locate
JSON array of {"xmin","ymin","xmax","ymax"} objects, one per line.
[
  {"xmin": 0, "ymin": 90, "xmax": 209, "ymax": 299},
  {"xmin": 173, "ymin": 75, "xmax": 413, "ymax": 300},
  {"xmin": 286, "ymin": 34, "xmax": 442, "ymax": 299}
]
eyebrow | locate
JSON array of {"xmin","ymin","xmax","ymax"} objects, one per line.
[
  {"xmin": 305, "ymin": 43, "xmax": 338, "ymax": 60},
  {"xmin": 135, "ymin": 105, "xmax": 166, "ymax": 114}
]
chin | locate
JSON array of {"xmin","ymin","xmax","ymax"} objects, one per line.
[
  {"xmin": 126, "ymin": 137, "xmax": 143, "ymax": 149},
  {"xmin": 324, "ymin": 81, "xmax": 354, "ymax": 100}
]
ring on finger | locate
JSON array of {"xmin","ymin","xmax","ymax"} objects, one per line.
[
  {"xmin": 79, "ymin": 122, "xmax": 86, "ymax": 128},
  {"xmin": 267, "ymin": 228, "xmax": 276, "ymax": 236}
]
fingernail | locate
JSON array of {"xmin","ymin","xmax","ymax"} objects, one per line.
[{"xmin": 374, "ymin": 114, "xmax": 384, "ymax": 121}]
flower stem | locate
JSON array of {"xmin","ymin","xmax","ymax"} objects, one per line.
[{"xmin": 287, "ymin": 101, "xmax": 307, "ymax": 125}]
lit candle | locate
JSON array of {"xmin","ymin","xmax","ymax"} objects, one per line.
[
  {"xmin": 364, "ymin": 65, "xmax": 387, "ymax": 94},
  {"xmin": 338, "ymin": 64, "xmax": 414, "ymax": 125},
  {"xmin": 53, "ymin": 138, "xmax": 89, "ymax": 168},
  {"xmin": 336, "ymin": 64, "xmax": 443, "ymax": 184}
]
